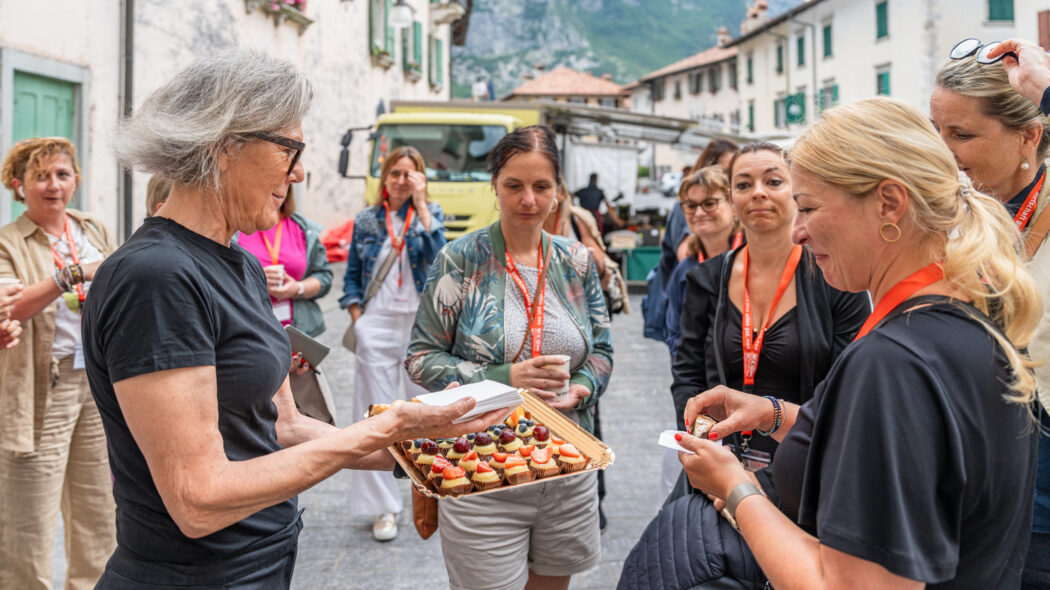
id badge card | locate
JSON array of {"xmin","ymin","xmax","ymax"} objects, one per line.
[
  {"xmin": 739, "ymin": 449, "xmax": 772, "ymax": 472},
  {"xmin": 272, "ymin": 300, "xmax": 293, "ymax": 324}
]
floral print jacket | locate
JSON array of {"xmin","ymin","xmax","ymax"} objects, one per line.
[{"xmin": 406, "ymin": 222, "xmax": 613, "ymax": 433}]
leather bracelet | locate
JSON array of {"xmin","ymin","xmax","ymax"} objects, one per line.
[
  {"xmin": 53, "ymin": 270, "xmax": 70, "ymax": 292},
  {"xmin": 726, "ymin": 482, "xmax": 765, "ymax": 521},
  {"xmin": 68, "ymin": 263, "xmax": 84, "ymax": 285}
]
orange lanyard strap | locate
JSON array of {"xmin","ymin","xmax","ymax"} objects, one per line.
[
  {"xmin": 261, "ymin": 220, "xmax": 284, "ymax": 266},
  {"xmin": 741, "ymin": 244, "xmax": 803, "ymax": 387},
  {"xmin": 506, "ymin": 243, "xmax": 545, "ymax": 359},
  {"xmin": 383, "ymin": 201, "xmax": 415, "ymax": 288},
  {"xmin": 1014, "ymin": 167, "xmax": 1046, "ymax": 232},
  {"xmin": 50, "ymin": 217, "xmax": 85, "ymax": 304},
  {"xmin": 697, "ymin": 231, "xmax": 745, "ymax": 263},
  {"xmin": 853, "ymin": 262, "xmax": 944, "ymax": 341}
]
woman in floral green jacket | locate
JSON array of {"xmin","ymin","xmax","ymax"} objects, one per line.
[{"xmin": 406, "ymin": 126, "xmax": 612, "ymax": 590}]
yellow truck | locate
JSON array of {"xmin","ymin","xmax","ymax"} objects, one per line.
[{"xmin": 366, "ymin": 103, "xmax": 541, "ymax": 238}]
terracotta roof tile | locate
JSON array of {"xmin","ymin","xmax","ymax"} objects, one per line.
[
  {"xmin": 638, "ymin": 45, "xmax": 737, "ymax": 82},
  {"xmin": 510, "ymin": 67, "xmax": 624, "ymax": 97}
]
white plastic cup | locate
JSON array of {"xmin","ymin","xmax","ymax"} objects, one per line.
[
  {"xmin": 545, "ymin": 354, "xmax": 572, "ymax": 397},
  {"xmin": 263, "ymin": 264, "xmax": 285, "ymax": 288}
]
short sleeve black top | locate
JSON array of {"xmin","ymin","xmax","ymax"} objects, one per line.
[
  {"xmin": 82, "ymin": 217, "xmax": 295, "ymax": 564},
  {"xmin": 772, "ymin": 299, "xmax": 1036, "ymax": 588}
]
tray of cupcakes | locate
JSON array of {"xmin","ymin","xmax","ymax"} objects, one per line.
[{"xmin": 368, "ymin": 390, "xmax": 615, "ymax": 499}]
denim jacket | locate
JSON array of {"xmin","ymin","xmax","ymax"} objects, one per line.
[
  {"xmin": 232, "ymin": 213, "xmax": 333, "ymax": 337},
  {"xmin": 339, "ymin": 200, "xmax": 445, "ymax": 309}
]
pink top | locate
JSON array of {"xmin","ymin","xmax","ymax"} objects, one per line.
[{"xmin": 239, "ymin": 218, "xmax": 308, "ymax": 324}]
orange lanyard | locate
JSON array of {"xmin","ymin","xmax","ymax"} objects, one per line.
[
  {"xmin": 506, "ymin": 243, "xmax": 545, "ymax": 358},
  {"xmin": 697, "ymin": 231, "xmax": 745, "ymax": 263},
  {"xmin": 1014, "ymin": 168, "xmax": 1046, "ymax": 232},
  {"xmin": 261, "ymin": 220, "xmax": 284, "ymax": 266},
  {"xmin": 853, "ymin": 262, "xmax": 943, "ymax": 341},
  {"xmin": 741, "ymin": 244, "xmax": 802, "ymax": 387},
  {"xmin": 50, "ymin": 216, "xmax": 85, "ymax": 304},
  {"xmin": 383, "ymin": 201, "xmax": 415, "ymax": 288}
]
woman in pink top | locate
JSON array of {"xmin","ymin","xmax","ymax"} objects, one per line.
[{"xmin": 238, "ymin": 186, "xmax": 333, "ymax": 337}]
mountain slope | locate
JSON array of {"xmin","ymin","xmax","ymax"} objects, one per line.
[{"xmin": 452, "ymin": 0, "xmax": 799, "ymax": 98}]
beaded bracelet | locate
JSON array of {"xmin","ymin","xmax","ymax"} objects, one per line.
[
  {"xmin": 68, "ymin": 263, "xmax": 84, "ymax": 285},
  {"xmin": 757, "ymin": 396, "xmax": 783, "ymax": 436},
  {"xmin": 53, "ymin": 269, "xmax": 71, "ymax": 293}
]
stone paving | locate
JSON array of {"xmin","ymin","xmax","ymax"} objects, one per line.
[{"xmin": 54, "ymin": 265, "xmax": 678, "ymax": 590}]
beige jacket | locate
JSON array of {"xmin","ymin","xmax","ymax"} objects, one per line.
[
  {"xmin": 0, "ymin": 210, "xmax": 116, "ymax": 452},
  {"xmin": 1024, "ymin": 165, "xmax": 1050, "ymax": 411}
]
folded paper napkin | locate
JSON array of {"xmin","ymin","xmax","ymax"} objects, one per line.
[{"xmin": 417, "ymin": 380, "xmax": 523, "ymax": 424}]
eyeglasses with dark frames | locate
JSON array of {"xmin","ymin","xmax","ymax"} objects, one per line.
[
  {"xmin": 250, "ymin": 131, "xmax": 305, "ymax": 176},
  {"xmin": 682, "ymin": 197, "xmax": 725, "ymax": 215},
  {"xmin": 949, "ymin": 38, "xmax": 1016, "ymax": 64}
]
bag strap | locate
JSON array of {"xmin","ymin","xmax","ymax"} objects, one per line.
[
  {"xmin": 1025, "ymin": 203, "xmax": 1050, "ymax": 259},
  {"xmin": 360, "ymin": 248, "xmax": 400, "ymax": 312},
  {"xmin": 511, "ymin": 243, "xmax": 554, "ymax": 363}
]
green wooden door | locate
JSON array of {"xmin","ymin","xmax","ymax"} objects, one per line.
[{"xmin": 11, "ymin": 71, "xmax": 77, "ymax": 218}]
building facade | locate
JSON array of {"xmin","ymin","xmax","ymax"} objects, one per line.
[
  {"xmin": 729, "ymin": 0, "xmax": 1018, "ymax": 137},
  {"xmin": 0, "ymin": 0, "xmax": 461, "ymax": 236},
  {"xmin": 504, "ymin": 67, "xmax": 627, "ymax": 108}
]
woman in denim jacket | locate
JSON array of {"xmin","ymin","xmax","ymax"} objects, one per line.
[{"xmin": 340, "ymin": 146, "xmax": 445, "ymax": 541}]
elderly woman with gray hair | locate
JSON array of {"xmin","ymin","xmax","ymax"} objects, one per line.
[{"xmin": 81, "ymin": 50, "xmax": 507, "ymax": 588}]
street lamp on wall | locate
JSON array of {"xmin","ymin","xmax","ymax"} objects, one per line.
[{"xmin": 390, "ymin": 0, "xmax": 414, "ymax": 28}]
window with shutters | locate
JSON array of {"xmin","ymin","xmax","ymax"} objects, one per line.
[
  {"xmin": 797, "ymin": 35, "xmax": 805, "ymax": 67},
  {"xmin": 403, "ymin": 21, "xmax": 423, "ymax": 77},
  {"xmin": 652, "ymin": 79, "xmax": 665, "ymax": 101},
  {"xmin": 370, "ymin": 0, "xmax": 395, "ymax": 67},
  {"xmin": 876, "ymin": 2, "xmax": 888, "ymax": 39},
  {"xmin": 988, "ymin": 0, "xmax": 1013, "ymax": 21},
  {"xmin": 876, "ymin": 66, "xmax": 890, "ymax": 95},
  {"xmin": 747, "ymin": 55, "xmax": 754, "ymax": 84},
  {"xmin": 689, "ymin": 71, "xmax": 702, "ymax": 94},
  {"xmin": 823, "ymin": 23, "xmax": 832, "ymax": 57},
  {"xmin": 776, "ymin": 43, "xmax": 784, "ymax": 73},
  {"xmin": 429, "ymin": 33, "xmax": 444, "ymax": 89},
  {"xmin": 819, "ymin": 83, "xmax": 839, "ymax": 112},
  {"xmin": 709, "ymin": 68, "xmax": 720, "ymax": 93},
  {"xmin": 729, "ymin": 62, "xmax": 738, "ymax": 89},
  {"xmin": 748, "ymin": 101, "xmax": 755, "ymax": 132}
]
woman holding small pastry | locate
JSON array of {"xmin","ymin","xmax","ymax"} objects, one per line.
[
  {"xmin": 408, "ymin": 125, "xmax": 613, "ymax": 590},
  {"xmin": 623, "ymin": 97, "xmax": 1041, "ymax": 589}
]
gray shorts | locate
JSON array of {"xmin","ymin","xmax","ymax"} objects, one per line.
[{"xmin": 437, "ymin": 471, "xmax": 600, "ymax": 590}]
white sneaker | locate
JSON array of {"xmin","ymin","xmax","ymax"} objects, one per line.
[{"xmin": 372, "ymin": 512, "xmax": 398, "ymax": 542}]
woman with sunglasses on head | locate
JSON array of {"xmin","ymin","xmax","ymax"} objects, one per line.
[
  {"xmin": 933, "ymin": 42, "xmax": 1050, "ymax": 589},
  {"xmin": 82, "ymin": 50, "xmax": 504, "ymax": 588},
  {"xmin": 0, "ymin": 136, "xmax": 118, "ymax": 588},
  {"xmin": 408, "ymin": 125, "xmax": 612, "ymax": 590},
  {"xmin": 340, "ymin": 145, "xmax": 446, "ymax": 542}
]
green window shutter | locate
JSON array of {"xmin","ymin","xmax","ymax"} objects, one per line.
[
  {"xmin": 797, "ymin": 36, "xmax": 805, "ymax": 66},
  {"xmin": 876, "ymin": 2, "xmax": 888, "ymax": 39},
  {"xmin": 823, "ymin": 24, "xmax": 832, "ymax": 57},
  {"xmin": 385, "ymin": 0, "xmax": 395, "ymax": 54},
  {"xmin": 436, "ymin": 39, "xmax": 444, "ymax": 86},
  {"xmin": 832, "ymin": 84, "xmax": 839, "ymax": 104},
  {"xmin": 786, "ymin": 92, "xmax": 806, "ymax": 124},
  {"xmin": 877, "ymin": 71, "xmax": 890, "ymax": 95},
  {"xmin": 989, "ymin": 0, "xmax": 1014, "ymax": 21},
  {"xmin": 413, "ymin": 22, "xmax": 423, "ymax": 65},
  {"xmin": 747, "ymin": 56, "xmax": 753, "ymax": 84},
  {"xmin": 776, "ymin": 44, "xmax": 783, "ymax": 73},
  {"xmin": 748, "ymin": 102, "xmax": 755, "ymax": 132}
]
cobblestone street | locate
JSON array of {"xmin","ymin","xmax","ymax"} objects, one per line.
[{"xmin": 53, "ymin": 268, "xmax": 677, "ymax": 589}]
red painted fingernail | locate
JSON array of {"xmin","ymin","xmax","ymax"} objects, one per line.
[
  {"xmin": 708, "ymin": 432, "xmax": 719, "ymax": 440},
  {"xmin": 674, "ymin": 432, "xmax": 683, "ymax": 441}
]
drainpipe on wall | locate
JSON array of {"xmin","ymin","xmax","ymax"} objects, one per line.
[{"xmin": 119, "ymin": 0, "xmax": 134, "ymax": 240}]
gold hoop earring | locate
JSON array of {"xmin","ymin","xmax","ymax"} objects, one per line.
[{"xmin": 879, "ymin": 222, "xmax": 902, "ymax": 243}]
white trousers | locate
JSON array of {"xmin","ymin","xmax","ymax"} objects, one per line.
[{"xmin": 349, "ymin": 309, "xmax": 429, "ymax": 517}]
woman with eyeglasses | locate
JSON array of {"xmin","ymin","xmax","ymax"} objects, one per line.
[
  {"xmin": 81, "ymin": 50, "xmax": 504, "ymax": 588},
  {"xmin": 934, "ymin": 38, "xmax": 1050, "ymax": 589},
  {"xmin": 664, "ymin": 166, "xmax": 742, "ymax": 357},
  {"xmin": 340, "ymin": 145, "xmax": 446, "ymax": 542}
]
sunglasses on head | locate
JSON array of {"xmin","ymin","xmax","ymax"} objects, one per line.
[{"xmin": 949, "ymin": 38, "xmax": 1016, "ymax": 64}]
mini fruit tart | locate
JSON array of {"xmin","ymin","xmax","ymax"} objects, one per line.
[
  {"xmin": 446, "ymin": 437, "xmax": 471, "ymax": 464},
  {"xmin": 439, "ymin": 466, "xmax": 473, "ymax": 496},
  {"xmin": 488, "ymin": 452, "xmax": 510, "ymax": 477},
  {"xmin": 471, "ymin": 460, "xmax": 503, "ymax": 491},
  {"xmin": 517, "ymin": 444, "xmax": 536, "ymax": 459},
  {"xmin": 555, "ymin": 443, "xmax": 588, "ymax": 473},
  {"xmin": 498, "ymin": 428, "xmax": 523, "ymax": 453},
  {"xmin": 406, "ymin": 438, "xmax": 424, "ymax": 459},
  {"xmin": 428, "ymin": 455, "xmax": 453, "ymax": 487},
  {"xmin": 515, "ymin": 420, "xmax": 535, "ymax": 439},
  {"xmin": 457, "ymin": 450, "xmax": 480, "ymax": 474},
  {"xmin": 414, "ymin": 439, "xmax": 439, "ymax": 472},
  {"xmin": 528, "ymin": 425, "xmax": 551, "ymax": 447},
  {"xmin": 503, "ymin": 455, "xmax": 534, "ymax": 485},
  {"xmin": 529, "ymin": 447, "xmax": 561, "ymax": 478},
  {"xmin": 437, "ymin": 438, "xmax": 455, "ymax": 454},
  {"xmin": 472, "ymin": 432, "xmax": 498, "ymax": 459}
]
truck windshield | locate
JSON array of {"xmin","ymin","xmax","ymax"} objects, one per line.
[{"xmin": 371, "ymin": 124, "xmax": 506, "ymax": 182}]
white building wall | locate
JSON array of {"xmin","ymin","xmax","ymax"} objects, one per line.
[
  {"xmin": 736, "ymin": 0, "xmax": 1019, "ymax": 138},
  {"xmin": 0, "ymin": 0, "xmax": 454, "ymax": 235},
  {"xmin": 1014, "ymin": 0, "xmax": 1043, "ymax": 41}
]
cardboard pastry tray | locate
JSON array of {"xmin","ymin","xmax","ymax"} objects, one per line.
[{"xmin": 389, "ymin": 390, "xmax": 615, "ymax": 500}]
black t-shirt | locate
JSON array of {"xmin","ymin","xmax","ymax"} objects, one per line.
[
  {"xmin": 575, "ymin": 184, "xmax": 605, "ymax": 211},
  {"xmin": 772, "ymin": 299, "xmax": 1036, "ymax": 588},
  {"xmin": 83, "ymin": 217, "xmax": 295, "ymax": 564}
]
